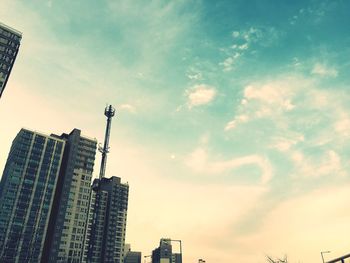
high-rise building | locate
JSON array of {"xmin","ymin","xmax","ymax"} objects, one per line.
[
  {"xmin": 0, "ymin": 21, "xmax": 22, "ymax": 98},
  {"xmin": 152, "ymin": 239, "xmax": 182, "ymax": 263},
  {"xmin": 42, "ymin": 129, "xmax": 97, "ymax": 263},
  {"xmin": 81, "ymin": 105, "xmax": 129, "ymax": 263},
  {"xmin": 83, "ymin": 176, "xmax": 129, "ymax": 263},
  {"xmin": 0, "ymin": 129, "xmax": 65, "ymax": 262}
]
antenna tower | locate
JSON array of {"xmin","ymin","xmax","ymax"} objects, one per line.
[{"xmin": 99, "ymin": 105, "xmax": 116, "ymax": 179}]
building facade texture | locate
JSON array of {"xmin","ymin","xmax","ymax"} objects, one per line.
[
  {"xmin": 0, "ymin": 129, "xmax": 65, "ymax": 262},
  {"xmin": 0, "ymin": 127, "xmax": 131, "ymax": 263},
  {"xmin": 84, "ymin": 176, "xmax": 129, "ymax": 263},
  {"xmin": 0, "ymin": 22, "xmax": 22, "ymax": 98},
  {"xmin": 42, "ymin": 129, "xmax": 97, "ymax": 263},
  {"xmin": 124, "ymin": 251, "xmax": 141, "ymax": 263},
  {"xmin": 152, "ymin": 239, "xmax": 182, "ymax": 263}
]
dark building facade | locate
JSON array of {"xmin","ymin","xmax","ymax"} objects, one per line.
[
  {"xmin": 42, "ymin": 129, "xmax": 97, "ymax": 263},
  {"xmin": 152, "ymin": 239, "xmax": 182, "ymax": 263},
  {"xmin": 124, "ymin": 251, "xmax": 141, "ymax": 263},
  {"xmin": 84, "ymin": 176, "xmax": 129, "ymax": 263},
  {"xmin": 0, "ymin": 129, "xmax": 65, "ymax": 262},
  {"xmin": 0, "ymin": 21, "xmax": 22, "ymax": 98},
  {"xmin": 152, "ymin": 239, "xmax": 172, "ymax": 263}
]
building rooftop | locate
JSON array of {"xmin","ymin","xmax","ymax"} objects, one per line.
[{"xmin": 0, "ymin": 21, "xmax": 22, "ymax": 37}]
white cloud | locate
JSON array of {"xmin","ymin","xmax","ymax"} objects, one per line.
[
  {"xmin": 224, "ymin": 120, "xmax": 236, "ymax": 131},
  {"xmin": 272, "ymin": 134, "xmax": 304, "ymax": 152},
  {"xmin": 213, "ymin": 155, "xmax": 273, "ymax": 184},
  {"xmin": 225, "ymin": 114, "xmax": 249, "ymax": 131},
  {"xmin": 186, "ymin": 84, "xmax": 217, "ymax": 108},
  {"xmin": 291, "ymin": 150, "xmax": 304, "ymax": 163},
  {"xmin": 291, "ymin": 57, "xmax": 302, "ymax": 67},
  {"xmin": 222, "ymin": 26, "xmax": 280, "ymax": 72},
  {"xmin": 187, "ymin": 72, "xmax": 202, "ymax": 80},
  {"xmin": 244, "ymin": 84, "xmax": 295, "ymax": 110},
  {"xmin": 185, "ymin": 147, "xmax": 273, "ymax": 184},
  {"xmin": 311, "ymin": 63, "xmax": 338, "ymax": 77},
  {"xmin": 119, "ymin": 103, "xmax": 136, "ymax": 113},
  {"xmin": 232, "ymin": 31, "xmax": 240, "ymax": 38},
  {"xmin": 225, "ymin": 78, "xmax": 300, "ymax": 131},
  {"xmin": 220, "ymin": 53, "xmax": 241, "ymax": 72},
  {"xmin": 293, "ymin": 150, "xmax": 342, "ymax": 177},
  {"xmin": 224, "ymin": 74, "xmax": 350, "ymax": 182},
  {"xmin": 335, "ymin": 117, "xmax": 350, "ymax": 137},
  {"xmin": 238, "ymin": 43, "xmax": 249, "ymax": 50}
]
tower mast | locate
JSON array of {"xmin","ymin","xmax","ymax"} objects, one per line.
[{"xmin": 99, "ymin": 105, "xmax": 116, "ymax": 179}]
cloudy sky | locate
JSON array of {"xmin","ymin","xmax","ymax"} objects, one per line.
[{"xmin": 1, "ymin": 0, "xmax": 350, "ymax": 262}]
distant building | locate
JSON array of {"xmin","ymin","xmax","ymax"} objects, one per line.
[
  {"xmin": 0, "ymin": 129, "xmax": 65, "ymax": 262},
  {"xmin": 124, "ymin": 244, "xmax": 141, "ymax": 263},
  {"xmin": 84, "ymin": 176, "xmax": 129, "ymax": 263},
  {"xmin": 172, "ymin": 254, "xmax": 182, "ymax": 263},
  {"xmin": 42, "ymin": 129, "xmax": 97, "ymax": 263},
  {"xmin": 0, "ymin": 21, "xmax": 22, "ymax": 98},
  {"xmin": 152, "ymin": 238, "xmax": 182, "ymax": 263},
  {"xmin": 125, "ymin": 251, "xmax": 141, "ymax": 263},
  {"xmin": 124, "ymin": 244, "xmax": 131, "ymax": 258},
  {"xmin": 152, "ymin": 238, "xmax": 172, "ymax": 263}
]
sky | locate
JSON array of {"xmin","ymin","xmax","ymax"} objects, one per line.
[{"xmin": 1, "ymin": 0, "xmax": 350, "ymax": 262}]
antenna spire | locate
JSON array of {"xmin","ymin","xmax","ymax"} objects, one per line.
[{"xmin": 99, "ymin": 104, "xmax": 116, "ymax": 179}]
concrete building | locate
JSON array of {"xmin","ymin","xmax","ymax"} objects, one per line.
[
  {"xmin": 0, "ymin": 21, "xmax": 22, "ymax": 98},
  {"xmin": 172, "ymin": 254, "xmax": 182, "ymax": 263},
  {"xmin": 125, "ymin": 251, "xmax": 141, "ymax": 263},
  {"xmin": 124, "ymin": 244, "xmax": 141, "ymax": 263},
  {"xmin": 42, "ymin": 129, "xmax": 97, "ymax": 263},
  {"xmin": 152, "ymin": 239, "xmax": 182, "ymax": 263},
  {"xmin": 0, "ymin": 129, "xmax": 65, "ymax": 262},
  {"xmin": 84, "ymin": 176, "xmax": 129, "ymax": 263}
]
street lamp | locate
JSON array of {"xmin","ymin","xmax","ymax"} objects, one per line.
[{"xmin": 321, "ymin": 251, "xmax": 331, "ymax": 263}]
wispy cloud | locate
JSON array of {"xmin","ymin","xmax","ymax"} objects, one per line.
[
  {"xmin": 224, "ymin": 74, "xmax": 350, "ymax": 182},
  {"xmin": 220, "ymin": 26, "xmax": 281, "ymax": 72},
  {"xmin": 289, "ymin": 1, "xmax": 336, "ymax": 25},
  {"xmin": 225, "ymin": 77, "xmax": 300, "ymax": 131},
  {"xmin": 311, "ymin": 63, "xmax": 338, "ymax": 77},
  {"xmin": 119, "ymin": 103, "xmax": 136, "ymax": 113},
  {"xmin": 185, "ymin": 147, "xmax": 273, "ymax": 184},
  {"xmin": 186, "ymin": 84, "xmax": 217, "ymax": 108},
  {"xmin": 291, "ymin": 149, "xmax": 343, "ymax": 177},
  {"xmin": 271, "ymin": 134, "xmax": 305, "ymax": 152}
]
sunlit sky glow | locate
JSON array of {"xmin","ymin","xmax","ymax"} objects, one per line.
[{"xmin": 1, "ymin": 1, "xmax": 350, "ymax": 262}]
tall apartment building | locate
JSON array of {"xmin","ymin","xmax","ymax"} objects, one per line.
[
  {"xmin": 0, "ymin": 129, "xmax": 65, "ymax": 262},
  {"xmin": 0, "ymin": 21, "xmax": 22, "ymax": 98},
  {"xmin": 42, "ymin": 129, "xmax": 97, "ymax": 263},
  {"xmin": 84, "ymin": 176, "xmax": 129, "ymax": 263}
]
